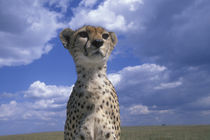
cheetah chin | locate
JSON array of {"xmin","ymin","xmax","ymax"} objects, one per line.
[{"xmin": 60, "ymin": 25, "xmax": 120, "ymax": 140}]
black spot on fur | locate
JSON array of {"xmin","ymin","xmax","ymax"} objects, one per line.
[
  {"xmin": 79, "ymin": 92, "xmax": 84, "ymax": 98},
  {"xmin": 100, "ymin": 105, "xmax": 103, "ymax": 109},
  {"xmin": 86, "ymin": 105, "xmax": 90, "ymax": 110},
  {"xmin": 106, "ymin": 101, "xmax": 109, "ymax": 106},
  {"xmin": 104, "ymin": 81, "xmax": 108, "ymax": 85},
  {"xmin": 80, "ymin": 135, "xmax": 85, "ymax": 140},
  {"xmin": 105, "ymin": 132, "xmax": 110, "ymax": 138},
  {"xmin": 90, "ymin": 104, "xmax": 95, "ymax": 110}
]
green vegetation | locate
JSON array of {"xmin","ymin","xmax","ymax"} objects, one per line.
[{"xmin": 1, "ymin": 125, "xmax": 210, "ymax": 140}]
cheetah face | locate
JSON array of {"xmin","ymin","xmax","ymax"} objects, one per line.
[{"xmin": 60, "ymin": 26, "xmax": 117, "ymax": 66}]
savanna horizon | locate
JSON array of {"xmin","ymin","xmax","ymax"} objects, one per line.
[{"xmin": 1, "ymin": 125, "xmax": 210, "ymax": 140}]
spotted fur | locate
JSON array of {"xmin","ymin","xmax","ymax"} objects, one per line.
[{"xmin": 60, "ymin": 25, "xmax": 120, "ymax": 140}]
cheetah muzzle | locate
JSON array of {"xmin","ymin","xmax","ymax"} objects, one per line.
[{"xmin": 60, "ymin": 25, "xmax": 120, "ymax": 140}]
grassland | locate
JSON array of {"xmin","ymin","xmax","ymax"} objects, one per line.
[{"xmin": 0, "ymin": 125, "xmax": 210, "ymax": 140}]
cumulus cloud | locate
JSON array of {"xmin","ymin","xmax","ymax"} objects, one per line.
[
  {"xmin": 128, "ymin": 104, "xmax": 150, "ymax": 115},
  {"xmin": 108, "ymin": 64, "xmax": 185, "ymax": 108},
  {"xmin": 0, "ymin": 0, "xmax": 68, "ymax": 67},
  {"xmin": 32, "ymin": 99, "xmax": 66, "ymax": 110},
  {"xmin": 0, "ymin": 101, "xmax": 19, "ymax": 120},
  {"xmin": 46, "ymin": 0, "xmax": 70, "ymax": 13},
  {"xmin": 79, "ymin": 0, "xmax": 98, "ymax": 8},
  {"xmin": 127, "ymin": 0, "xmax": 210, "ymax": 68},
  {"xmin": 108, "ymin": 64, "xmax": 169, "ymax": 90},
  {"xmin": 107, "ymin": 73, "xmax": 121, "ymax": 86},
  {"xmin": 154, "ymin": 80, "xmax": 182, "ymax": 90},
  {"xmin": 24, "ymin": 81, "xmax": 72, "ymax": 99},
  {"xmin": 0, "ymin": 80, "xmax": 73, "ymax": 134},
  {"xmin": 127, "ymin": 104, "xmax": 173, "ymax": 115},
  {"xmin": 187, "ymin": 94, "xmax": 210, "ymax": 110},
  {"xmin": 0, "ymin": 92, "xmax": 15, "ymax": 99},
  {"xmin": 0, "ymin": 81, "xmax": 72, "ymax": 128},
  {"xmin": 69, "ymin": 0, "xmax": 143, "ymax": 31},
  {"xmin": 107, "ymin": 64, "xmax": 210, "ymax": 125}
]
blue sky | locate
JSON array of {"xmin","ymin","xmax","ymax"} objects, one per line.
[{"xmin": 0, "ymin": 0, "xmax": 210, "ymax": 136}]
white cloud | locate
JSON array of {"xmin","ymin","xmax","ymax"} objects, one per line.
[
  {"xmin": 154, "ymin": 80, "xmax": 182, "ymax": 90},
  {"xmin": 157, "ymin": 109, "xmax": 173, "ymax": 114},
  {"xmin": 46, "ymin": 0, "xmax": 70, "ymax": 13},
  {"xmin": 121, "ymin": 64, "xmax": 166, "ymax": 73},
  {"xmin": 128, "ymin": 104, "xmax": 150, "ymax": 115},
  {"xmin": 0, "ymin": 92, "xmax": 15, "ymax": 99},
  {"xmin": 190, "ymin": 95, "xmax": 210, "ymax": 108},
  {"xmin": 0, "ymin": 101, "xmax": 19, "ymax": 120},
  {"xmin": 0, "ymin": 0, "xmax": 67, "ymax": 67},
  {"xmin": 127, "ymin": 104, "xmax": 173, "ymax": 115},
  {"xmin": 108, "ymin": 64, "xmax": 169, "ymax": 90},
  {"xmin": 106, "ymin": 64, "xmax": 179, "ymax": 124},
  {"xmin": 79, "ymin": 0, "xmax": 98, "ymax": 8},
  {"xmin": 32, "ymin": 99, "xmax": 66, "ymax": 110},
  {"xmin": 69, "ymin": 0, "xmax": 143, "ymax": 31},
  {"xmin": 0, "ymin": 81, "xmax": 72, "ymax": 121},
  {"xmin": 24, "ymin": 81, "xmax": 72, "ymax": 99},
  {"xmin": 107, "ymin": 64, "xmax": 184, "ymax": 98},
  {"xmin": 22, "ymin": 110, "xmax": 65, "ymax": 120},
  {"xmin": 108, "ymin": 73, "xmax": 121, "ymax": 86}
]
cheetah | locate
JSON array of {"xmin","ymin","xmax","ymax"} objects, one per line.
[{"xmin": 60, "ymin": 25, "xmax": 120, "ymax": 140}]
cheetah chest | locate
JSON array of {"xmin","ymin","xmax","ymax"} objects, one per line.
[{"xmin": 65, "ymin": 77, "xmax": 120, "ymax": 139}]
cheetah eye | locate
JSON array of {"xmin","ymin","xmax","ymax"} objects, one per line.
[
  {"xmin": 79, "ymin": 31, "xmax": 88, "ymax": 38},
  {"xmin": 102, "ymin": 33, "xmax": 109, "ymax": 39}
]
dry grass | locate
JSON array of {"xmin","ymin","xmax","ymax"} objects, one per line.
[
  {"xmin": 0, "ymin": 125, "xmax": 210, "ymax": 140},
  {"xmin": 121, "ymin": 125, "xmax": 210, "ymax": 140}
]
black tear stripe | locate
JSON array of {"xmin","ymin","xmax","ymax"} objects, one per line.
[
  {"xmin": 72, "ymin": 35, "xmax": 78, "ymax": 49},
  {"xmin": 73, "ymin": 34, "xmax": 88, "ymax": 57},
  {"xmin": 84, "ymin": 36, "xmax": 89, "ymax": 56}
]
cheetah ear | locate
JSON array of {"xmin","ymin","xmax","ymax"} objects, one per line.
[
  {"xmin": 60, "ymin": 28, "xmax": 75, "ymax": 49},
  {"xmin": 109, "ymin": 32, "xmax": 118, "ymax": 46}
]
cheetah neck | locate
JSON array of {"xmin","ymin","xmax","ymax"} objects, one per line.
[{"xmin": 76, "ymin": 64, "xmax": 108, "ymax": 84}]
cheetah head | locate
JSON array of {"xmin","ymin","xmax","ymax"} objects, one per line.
[{"xmin": 60, "ymin": 25, "xmax": 117, "ymax": 66}]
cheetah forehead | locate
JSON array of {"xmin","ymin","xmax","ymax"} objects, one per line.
[
  {"xmin": 87, "ymin": 26, "xmax": 105, "ymax": 33},
  {"xmin": 76, "ymin": 26, "xmax": 107, "ymax": 35}
]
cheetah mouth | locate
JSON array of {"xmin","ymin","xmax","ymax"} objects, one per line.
[{"xmin": 92, "ymin": 50, "xmax": 105, "ymax": 57}]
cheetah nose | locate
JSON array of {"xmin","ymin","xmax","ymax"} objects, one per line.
[{"xmin": 92, "ymin": 39, "xmax": 104, "ymax": 48}]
